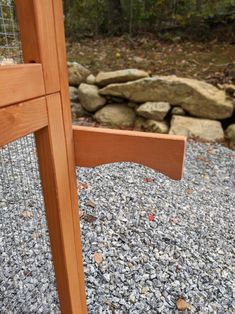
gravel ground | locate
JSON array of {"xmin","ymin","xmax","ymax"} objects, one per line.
[
  {"xmin": 78, "ymin": 140, "xmax": 235, "ymax": 314},
  {"xmin": 0, "ymin": 137, "xmax": 234, "ymax": 313}
]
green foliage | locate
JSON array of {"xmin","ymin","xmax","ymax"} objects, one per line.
[{"xmin": 63, "ymin": 0, "xmax": 235, "ymax": 40}]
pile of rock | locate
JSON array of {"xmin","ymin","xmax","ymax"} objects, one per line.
[{"xmin": 68, "ymin": 62, "xmax": 235, "ymax": 149}]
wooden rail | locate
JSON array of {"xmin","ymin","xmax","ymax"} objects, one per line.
[
  {"xmin": 73, "ymin": 126, "xmax": 186, "ymax": 180},
  {"xmin": 0, "ymin": 97, "xmax": 48, "ymax": 147},
  {"xmin": 0, "ymin": 64, "xmax": 45, "ymax": 107}
]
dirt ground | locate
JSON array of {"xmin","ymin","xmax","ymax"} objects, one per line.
[{"xmin": 67, "ymin": 36, "xmax": 235, "ymax": 86}]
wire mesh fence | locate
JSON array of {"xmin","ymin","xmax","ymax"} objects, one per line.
[
  {"xmin": 0, "ymin": 0, "xmax": 22, "ymax": 64},
  {"xmin": 0, "ymin": 135, "xmax": 60, "ymax": 313}
]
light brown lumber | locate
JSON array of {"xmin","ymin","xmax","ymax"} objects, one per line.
[
  {"xmin": 0, "ymin": 97, "xmax": 47, "ymax": 147},
  {"xmin": 73, "ymin": 126, "xmax": 186, "ymax": 180},
  {"xmin": 16, "ymin": 0, "xmax": 60, "ymax": 94},
  {"xmin": 51, "ymin": 1, "xmax": 88, "ymax": 312},
  {"xmin": 0, "ymin": 64, "xmax": 45, "ymax": 108},
  {"xmin": 35, "ymin": 94, "xmax": 84, "ymax": 314}
]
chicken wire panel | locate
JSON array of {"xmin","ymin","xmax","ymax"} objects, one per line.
[
  {"xmin": 0, "ymin": 135, "xmax": 60, "ymax": 313},
  {"xmin": 0, "ymin": 0, "xmax": 22, "ymax": 64}
]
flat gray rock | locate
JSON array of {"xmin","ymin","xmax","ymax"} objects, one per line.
[
  {"xmin": 100, "ymin": 76, "xmax": 233, "ymax": 119},
  {"xmin": 96, "ymin": 69, "xmax": 149, "ymax": 86}
]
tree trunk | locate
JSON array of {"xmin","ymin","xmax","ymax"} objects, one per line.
[
  {"xmin": 196, "ymin": 0, "xmax": 203, "ymax": 12},
  {"xmin": 108, "ymin": 0, "xmax": 123, "ymax": 35}
]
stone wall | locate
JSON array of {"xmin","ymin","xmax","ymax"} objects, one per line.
[{"xmin": 68, "ymin": 62, "xmax": 235, "ymax": 150}]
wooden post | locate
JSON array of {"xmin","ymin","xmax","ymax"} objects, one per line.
[
  {"xmin": 35, "ymin": 94, "xmax": 85, "ymax": 313},
  {"xmin": 16, "ymin": 0, "xmax": 87, "ymax": 313}
]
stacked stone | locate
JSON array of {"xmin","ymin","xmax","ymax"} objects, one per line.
[{"xmin": 68, "ymin": 62, "xmax": 235, "ymax": 149}]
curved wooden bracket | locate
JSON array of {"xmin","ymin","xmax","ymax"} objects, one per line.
[{"xmin": 73, "ymin": 126, "xmax": 186, "ymax": 180}]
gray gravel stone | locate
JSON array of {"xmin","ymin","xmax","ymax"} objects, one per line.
[
  {"xmin": 77, "ymin": 139, "xmax": 235, "ymax": 313},
  {"xmin": 1, "ymin": 136, "xmax": 234, "ymax": 314}
]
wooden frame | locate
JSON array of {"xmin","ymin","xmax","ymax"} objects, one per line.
[
  {"xmin": 0, "ymin": 64, "xmax": 45, "ymax": 107},
  {"xmin": 0, "ymin": 0, "xmax": 186, "ymax": 313},
  {"xmin": 73, "ymin": 126, "xmax": 186, "ymax": 180}
]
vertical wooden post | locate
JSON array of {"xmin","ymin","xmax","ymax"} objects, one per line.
[
  {"xmin": 35, "ymin": 94, "xmax": 85, "ymax": 313},
  {"xmin": 16, "ymin": 1, "xmax": 87, "ymax": 313},
  {"xmin": 51, "ymin": 1, "xmax": 88, "ymax": 312}
]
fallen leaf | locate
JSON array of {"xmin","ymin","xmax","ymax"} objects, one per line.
[
  {"xmin": 32, "ymin": 232, "xmax": 41, "ymax": 240},
  {"xmin": 207, "ymin": 148, "xmax": 217, "ymax": 155},
  {"xmin": 77, "ymin": 182, "xmax": 88, "ymax": 191},
  {"xmin": 93, "ymin": 252, "xmax": 103, "ymax": 265},
  {"xmin": 82, "ymin": 214, "xmax": 97, "ymax": 223},
  {"xmin": 148, "ymin": 213, "xmax": 155, "ymax": 221},
  {"xmin": 176, "ymin": 298, "xmax": 188, "ymax": 311},
  {"xmin": 79, "ymin": 210, "xmax": 84, "ymax": 218},
  {"xmin": 86, "ymin": 200, "xmax": 96, "ymax": 208},
  {"xmin": 20, "ymin": 211, "xmax": 33, "ymax": 218},
  {"xmin": 226, "ymin": 153, "xmax": 235, "ymax": 158},
  {"xmin": 170, "ymin": 217, "xmax": 178, "ymax": 224},
  {"xmin": 196, "ymin": 155, "xmax": 208, "ymax": 163},
  {"xmin": 185, "ymin": 188, "xmax": 193, "ymax": 195},
  {"xmin": 24, "ymin": 270, "xmax": 33, "ymax": 277},
  {"xmin": 144, "ymin": 178, "xmax": 154, "ymax": 183}
]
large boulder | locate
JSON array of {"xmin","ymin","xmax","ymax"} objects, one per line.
[
  {"xmin": 78, "ymin": 83, "xmax": 106, "ymax": 112},
  {"xmin": 96, "ymin": 69, "xmax": 149, "ymax": 87},
  {"xmin": 67, "ymin": 62, "xmax": 91, "ymax": 86},
  {"xmin": 225, "ymin": 124, "xmax": 235, "ymax": 150},
  {"xmin": 136, "ymin": 102, "xmax": 170, "ymax": 121},
  {"xmin": 94, "ymin": 104, "xmax": 136, "ymax": 128},
  {"xmin": 99, "ymin": 76, "xmax": 233, "ymax": 120},
  {"xmin": 169, "ymin": 116, "xmax": 224, "ymax": 142}
]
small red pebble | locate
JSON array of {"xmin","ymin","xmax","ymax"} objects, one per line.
[
  {"xmin": 144, "ymin": 178, "xmax": 154, "ymax": 183},
  {"xmin": 148, "ymin": 213, "xmax": 155, "ymax": 221}
]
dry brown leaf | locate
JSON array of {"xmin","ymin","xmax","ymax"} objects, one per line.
[
  {"xmin": 144, "ymin": 177, "xmax": 154, "ymax": 183},
  {"xmin": 32, "ymin": 232, "xmax": 41, "ymax": 240},
  {"xmin": 176, "ymin": 298, "xmax": 188, "ymax": 311},
  {"xmin": 207, "ymin": 148, "xmax": 217, "ymax": 155},
  {"xmin": 93, "ymin": 252, "xmax": 103, "ymax": 265},
  {"xmin": 79, "ymin": 210, "xmax": 84, "ymax": 218},
  {"xmin": 83, "ymin": 214, "xmax": 97, "ymax": 223},
  {"xmin": 185, "ymin": 188, "xmax": 193, "ymax": 195},
  {"xmin": 20, "ymin": 211, "xmax": 33, "ymax": 218},
  {"xmin": 77, "ymin": 182, "xmax": 88, "ymax": 191},
  {"xmin": 196, "ymin": 155, "xmax": 208, "ymax": 163},
  {"xmin": 86, "ymin": 200, "xmax": 96, "ymax": 208},
  {"xmin": 170, "ymin": 217, "xmax": 179, "ymax": 224}
]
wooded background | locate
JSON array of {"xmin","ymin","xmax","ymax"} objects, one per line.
[{"xmin": 63, "ymin": 0, "xmax": 235, "ymax": 41}]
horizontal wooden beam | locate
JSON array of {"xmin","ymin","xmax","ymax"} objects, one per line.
[
  {"xmin": 73, "ymin": 126, "xmax": 186, "ymax": 180},
  {"xmin": 0, "ymin": 97, "xmax": 48, "ymax": 147},
  {"xmin": 0, "ymin": 64, "xmax": 45, "ymax": 108}
]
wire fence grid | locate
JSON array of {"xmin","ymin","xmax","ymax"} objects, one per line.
[
  {"xmin": 0, "ymin": 0, "xmax": 22, "ymax": 64},
  {"xmin": 0, "ymin": 135, "xmax": 60, "ymax": 313}
]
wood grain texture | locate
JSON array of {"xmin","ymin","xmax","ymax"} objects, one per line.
[
  {"xmin": 0, "ymin": 64, "xmax": 45, "ymax": 108},
  {"xmin": 0, "ymin": 97, "xmax": 48, "ymax": 147},
  {"xmin": 51, "ymin": 1, "xmax": 88, "ymax": 312},
  {"xmin": 35, "ymin": 94, "xmax": 84, "ymax": 314},
  {"xmin": 16, "ymin": 0, "xmax": 60, "ymax": 94},
  {"xmin": 73, "ymin": 126, "xmax": 187, "ymax": 180}
]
